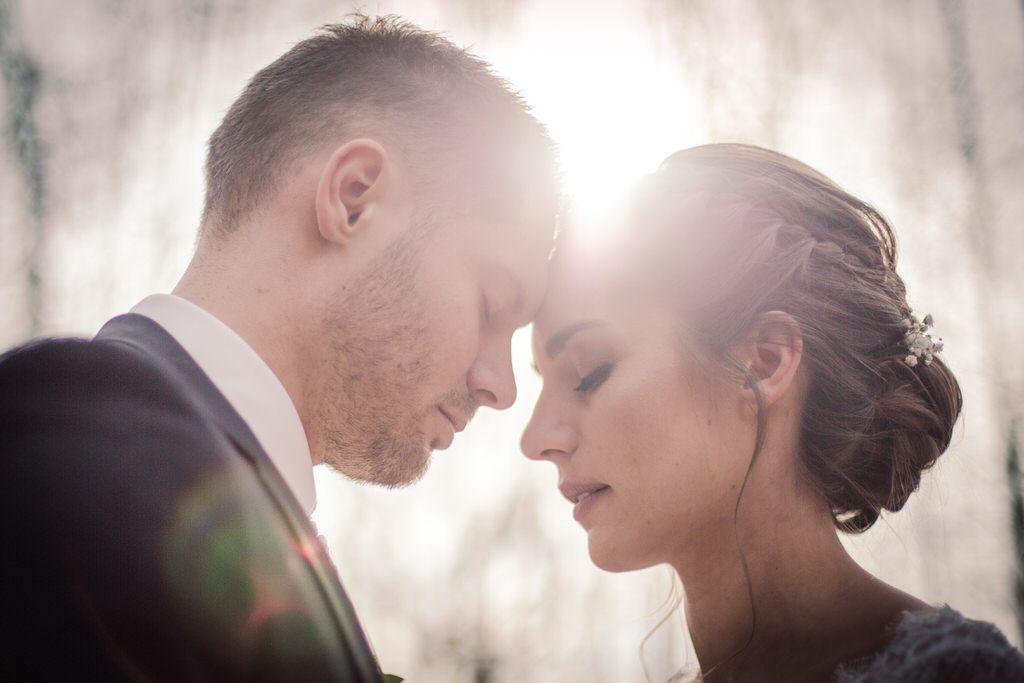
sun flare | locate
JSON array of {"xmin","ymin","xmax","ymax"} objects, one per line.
[{"xmin": 480, "ymin": 2, "xmax": 699, "ymax": 243}]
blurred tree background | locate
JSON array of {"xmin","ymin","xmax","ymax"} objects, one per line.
[{"xmin": 1, "ymin": 1, "xmax": 1022, "ymax": 681}]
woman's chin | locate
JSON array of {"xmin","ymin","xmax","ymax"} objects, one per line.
[{"xmin": 587, "ymin": 535, "xmax": 654, "ymax": 573}]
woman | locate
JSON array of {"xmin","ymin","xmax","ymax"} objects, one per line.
[{"xmin": 521, "ymin": 144, "xmax": 1024, "ymax": 682}]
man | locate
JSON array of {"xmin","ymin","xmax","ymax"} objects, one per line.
[{"xmin": 0, "ymin": 16, "xmax": 558, "ymax": 681}]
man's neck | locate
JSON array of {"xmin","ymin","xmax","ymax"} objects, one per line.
[{"xmin": 173, "ymin": 261, "xmax": 315, "ymax": 458}]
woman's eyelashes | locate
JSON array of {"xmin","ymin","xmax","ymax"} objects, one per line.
[{"xmin": 574, "ymin": 362, "xmax": 613, "ymax": 394}]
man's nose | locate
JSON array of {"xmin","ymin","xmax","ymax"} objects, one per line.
[{"xmin": 467, "ymin": 335, "xmax": 517, "ymax": 410}]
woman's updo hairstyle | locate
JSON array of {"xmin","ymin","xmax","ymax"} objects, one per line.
[{"xmin": 635, "ymin": 144, "xmax": 962, "ymax": 533}]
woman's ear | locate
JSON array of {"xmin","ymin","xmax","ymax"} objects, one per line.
[
  {"xmin": 315, "ymin": 138, "xmax": 389, "ymax": 245},
  {"xmin": 737, "ymin": 311, "xmax": 804, "ymax": 409}
]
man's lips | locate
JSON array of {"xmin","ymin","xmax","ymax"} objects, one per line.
[
  {"xmin": 559, "ymin": 480, "xmax": 611, "ymax": 504},
  {"xmin": 439, "ymin": 407, "xmax": 468, "ymax": 433}
]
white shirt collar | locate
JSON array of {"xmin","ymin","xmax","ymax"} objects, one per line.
[{"xmin": 130, "ymin": 294, "xmax": 316, "ymax": 515}]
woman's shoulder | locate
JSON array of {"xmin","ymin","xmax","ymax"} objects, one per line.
[{"xmin": 833, "ymin": 605, "xmax": 1024, "ymax": 683}]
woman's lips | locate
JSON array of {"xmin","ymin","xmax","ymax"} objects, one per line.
[
  {"xmin": 558, "ymin": 481, "xmax": 611, "ymax": 523},
  {"xmin": 559, "ymin": 481, "xmax": 609, "ymax": 504},
  {"xmin": 572, "ymin": 486, "xmax": 610, "ymax": 522}
]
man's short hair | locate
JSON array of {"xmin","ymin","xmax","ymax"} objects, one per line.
[{"xmin": 202, "ymin": 15, "xmax": 558, "ymax": 233}]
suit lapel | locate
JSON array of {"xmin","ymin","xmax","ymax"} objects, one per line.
[
  {"xmin": 220, "ymin": 429, "xmax": 382, "ymax": 672},
  {"xmin": 96, "ymin": 314, "xmax": 382, "ymax": 681}
]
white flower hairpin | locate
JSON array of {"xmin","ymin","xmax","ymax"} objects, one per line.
[{"xmin": 902, "ymin": 313, "xmax": 944, "ymax": 367}]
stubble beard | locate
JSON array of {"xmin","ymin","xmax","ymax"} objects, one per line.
[{"xmin": 315, "ymin": 231, "xmax": 436, "ymax": 488}]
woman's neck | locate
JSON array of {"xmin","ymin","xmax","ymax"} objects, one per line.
[{"xmin": 671, "ymin": 471, "xmax": 925, "ymax": 682}]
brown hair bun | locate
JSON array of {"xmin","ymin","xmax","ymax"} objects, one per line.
[{"xmin": 646, "ymin": 144, "xmax": 963, "ymax": 533}]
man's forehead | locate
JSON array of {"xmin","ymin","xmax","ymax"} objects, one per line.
[
  {"xmin": 492, "ymin": 203, "xmax": 558, "ymax": 252},
  {"xmin": 504, "ymin": 217, "xmax": 556, "ymax": 316},
  {"xmin": 479, "ymin": 204, "xmax": 556, "ymax": 268}
]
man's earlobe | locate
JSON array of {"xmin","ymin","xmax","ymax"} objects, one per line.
[{"xmin": 315, "ymin": 139, "xmax": 388, "ymax": 245}]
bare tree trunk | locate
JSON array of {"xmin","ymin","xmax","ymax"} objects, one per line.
[
  {"xmin": 1008, "ymin": 424, "xmax": 1024, "ymax": 642},
  {"xmin": 938, "ymin": 0, "xmax": 1005, "ymax": 411},
  {"xmin": 940, "ymin": 0, "xmax": 1023, "ymax": 641},
  {"xmin": 0, "ymin": 0, "xmax": 46, "ymax": 337}
]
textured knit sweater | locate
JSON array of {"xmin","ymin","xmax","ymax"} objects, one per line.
[{"xmin": 832, "ymin": 606, "xmax": 1024, "ymax": 682}]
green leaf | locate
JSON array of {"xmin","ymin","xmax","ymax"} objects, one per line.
[{"xmin": 383, "ymin": 675, "xmax": 404, "ymax": 683}]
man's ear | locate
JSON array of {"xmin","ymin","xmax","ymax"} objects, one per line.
[
  {"xmin": 315, "ymin": 138, "xmax": 389, "ymax": 245},
  {"xmin": 736, "ymin": 311, "xmax": 804, "ymax": 409}
]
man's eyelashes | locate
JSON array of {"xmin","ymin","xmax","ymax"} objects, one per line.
[
  {"xmin": 480, "ymin": 294, "xmax": 492, "ymax": 325},
  {"xmin": 574, "ymin": 363, "xmax": 613, "ymax": 393}
]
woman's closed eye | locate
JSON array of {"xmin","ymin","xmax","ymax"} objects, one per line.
[{"xmin": 574, "ymin": 363, "xmax": 613, "ymax": 394}]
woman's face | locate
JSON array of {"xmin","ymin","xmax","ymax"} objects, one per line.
[{"xmin": 521, "ymin": 267, "xmax": 756, "ymax": 572}]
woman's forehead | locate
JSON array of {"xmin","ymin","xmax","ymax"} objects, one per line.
[
  {"xmin": 534, "ymin": 260, "xmax": 610, "ymax": 332},
  {"xmin": 533, "ymin": 267, "xmax": 677, "ymax": 349}
]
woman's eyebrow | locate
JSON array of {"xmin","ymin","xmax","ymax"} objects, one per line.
[{"xmin": 544, "ymin": 320, "xmax": 605, "ymax": 358}]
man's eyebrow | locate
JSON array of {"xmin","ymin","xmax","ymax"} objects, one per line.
[{"xmin": 544, "ymin": 320, "xmax": 604, "ymax": 358}]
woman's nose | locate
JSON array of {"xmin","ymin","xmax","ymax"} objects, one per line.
[{"xmin": 520, "ymin": 399, "xmax": 577, "ymax": 461}]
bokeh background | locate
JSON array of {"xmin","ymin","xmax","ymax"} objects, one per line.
[{"xmin": 2, "ymin": 1, "xmax": 1023, "ymax": 681}]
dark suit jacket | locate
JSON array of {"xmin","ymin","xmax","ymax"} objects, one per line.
[{"xmin": 0, "ymin": 314, "xmax": 383, "ymax": 682}]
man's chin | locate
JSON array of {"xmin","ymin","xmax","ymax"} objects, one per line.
[
  {"xmin": 326, "ymin": 442, "xmax": 432, "ymax": 489},
  {"xmin": 373, "ymin": 455, "xmax": 431, "ymax": 489}
]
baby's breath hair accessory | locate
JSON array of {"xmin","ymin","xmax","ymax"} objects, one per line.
[{"xmin": 902, "ymin": 313, "xmax": 943, "ymax": 367}]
